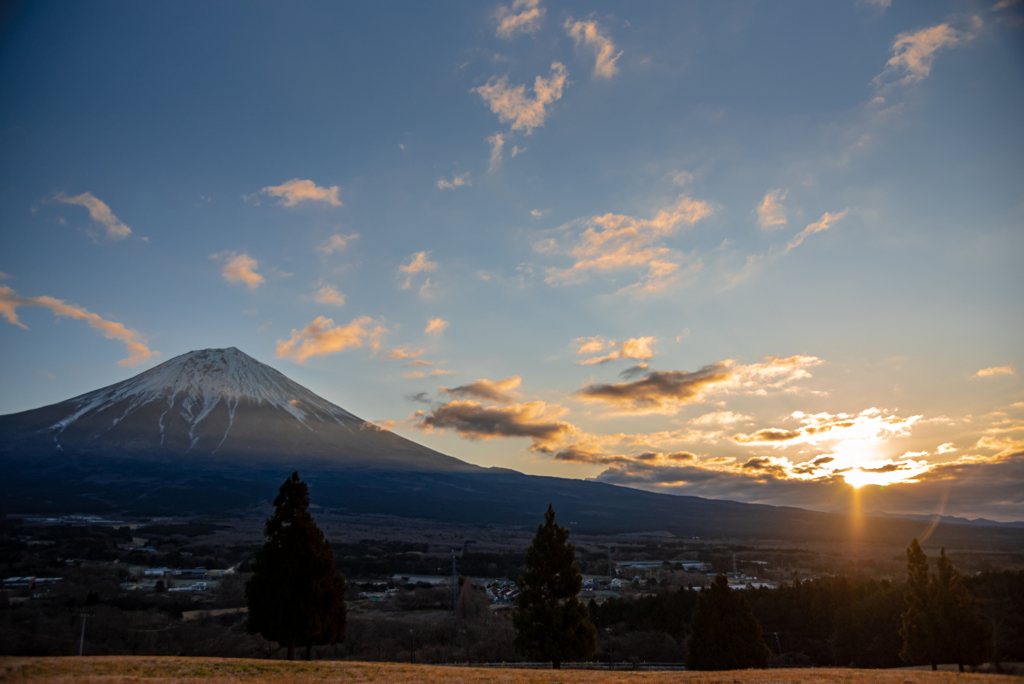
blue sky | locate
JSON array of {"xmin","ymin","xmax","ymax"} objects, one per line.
[{"xmin": 2, "ymin": 0, "xmax": 1022, "ymax": 519}]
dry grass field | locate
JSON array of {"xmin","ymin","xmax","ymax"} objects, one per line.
[{"xmin": 1, "ymin": 657, "xmax": 1021, "ymax": 684}]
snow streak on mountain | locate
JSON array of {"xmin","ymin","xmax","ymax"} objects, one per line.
[{"xmin": 52, "ymin": 347, "xmax": 359, "ymax": 449}]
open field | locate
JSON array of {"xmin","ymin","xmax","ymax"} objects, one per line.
[{"xmin": 1, "ymin": 658, "xmax": 1021, "ymax": 684}]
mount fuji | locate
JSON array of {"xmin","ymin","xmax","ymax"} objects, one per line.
[
  {"xmin": 0, "ymin": 347, "xmax": 473, "ymax": 471},
  {"xmin": 1, "ymin": 348, "xmax": 1019, "ymax": 546}
]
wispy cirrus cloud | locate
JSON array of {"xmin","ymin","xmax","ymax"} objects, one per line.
[
  {"xmin": 873, "ymin": 24, "xmax": 969, "ymax": 90},
  {"xmin": 317, "ymin": 233, "xmax": 359, "ymax": 255},
  {"xmin": 473, "ymin": 62, "xmax": 567, "ymax": 135},
  {"xmin": 0, "ymin": 286, "xmax": 155, "ymax": 366},
  {"xmin": 425, "ymin": 318, "xmax": 449, "ymax": 336},
  {"xmin": 564, "ymin": 18, "xmax": 622, "ymax": 79},
  {"xmin": 574, "ymin": 336, "xmax": 657, "ymax": 365},
  {"xmin": 972, "ymin": 365, "xmax": 1016, "ymax": 379},
  {"xmin": 441, "ymin": 376, "xmax": 522, "ymax": 403},
  {"xmin": 575, "ymin": 355, "xmax": 821, "ymax": 415},
  {"xmin": 211, "ymin": 252, "xmax": 265, "ymax": 290},
  {"xmin": 398, "ymin": 251, "xmax": 438, "ymax": 290},
  {"xmin": 259, "ymin": 179, "xmax": 342, "ymax": 207},
  {"xmin": 487, "ymin": 133, "xmax": 505, "ymax": 172},
  {"xmin": 55, "ymin": 192, "xmax": 132, "ymax": 240},
  {"xmin": 536, "ymin": 195, "xmax": 713, "ymax": 295},
  {"xmin": 437, "ymin": 172, "xmax": 471, "ymax": 190},
  {"xmin": 785, "ymin": 210, "xmax": 848, "ymax": 253},
  {"xmin": 495, "ymin": 0, "xmax": 544, "ymax": 39},
  {"xmin": 276, "ymin": 315, "xmax": 387, "ymax": 363},
  {"xmin": 756, "ymin": 189, "xmax": 787, "ymax": 230}
]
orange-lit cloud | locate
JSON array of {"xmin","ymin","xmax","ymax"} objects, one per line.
[
  {"xmin": 575, "ymin": 336, "xmax": 658, "ymax": 365},
  {"xmin": 971, "ymin": 365, "xmax": 1015, "ymax": 379},
  {"xmin": 564, "ymin": 18, "xmax": 622, "ymax": 79},
  {"xmin": 473, "ymin": 62, "xmax": 567, "ymax": 135},
  {"xmin": 785, "ymin": 210, "xmax": 848, "ymax": 253},
  {"xmin": 873, "ymin": 24, "xmax": 968, "ymax": 89},
  {"xmin": 441, "ymin": 376, "xmax": 522, "ymax": 403},
  {"xmin": 212, "ymin": 252, "xmax": 265, "ymax": 290},
  {"xmin": 425, "ymin": 318, "xmax": 449, "ymax": 336},
  {"xmin": 576, "ymin": 355, "xmax": 820, "ymax": 414},
  {"xmin": 590, "ymin": 450, "xmax": 1024, "ymax": 520},
  {"xmin": 261, "ymin": 179, "xmax": 342, "ymax": 207},
  {"xmin": 430, "ymin": 368, "xmax": 459, "ymax": 376},
  {"xmin": 538, "ymin": 195, "xmax": 713, "ymax": 294},
  {"xmin": 55, "ymin": 192, "xmax": 132, "ymax": 240},
  {"xmin": 495, "ymin": 0, "xmax": 544, "ymax": 39},
  {"xmin": 384, "ymin": 345, "xmax": 425, "ymax": 361},
  {"xmin": 574, "ymin": 336, "xmax": 607, "ymax": 356},
  {"xmin": 437, "ymin": 172, "xmax": 471, "ymax": 190},
  {"xmin": 276, "ymin": 315, "xmax": 387, "ymax": 363},
  {"xmin": 0, "ymin": 286, "xmax": 155, "ymax": 366},
  {"xmin": 317, "ymin": 233, "xmax": 359, "ymax": 255},
  {"xmin": 733, "ymin": 408, "xmax": 920, "ymax": 448},
  {"xmin": 756, "ymin": 189, "xmax": 787, "ymax": 229},
  {"xmin": 312, "ymin": 284, "xmax": 346, "ymax": 307},
  {"xmin": 690, "ymin": 411, "xmax": 751, "ymax": 426},
  {"xmin": 576, "ymin": 363, "xmax": 734, "ymax": 414},
  {"xmin": 398, "ymin": 251, "xmax": 438, "ymax": 289}
]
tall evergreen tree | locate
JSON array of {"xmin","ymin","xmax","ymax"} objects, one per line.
[
  {"xmin": 900, "ymin": 538, "xmax": 936, "ymax": 669},
  {"xmin": 245, "ymin": 472, "xmax": 346, "ymax": 660},
  {"xmin": 932, "ymin": 547, "xmax": 991, "ymax": 672},
  {"xmin": 686, "ymin": 573, "xmax": 771, "ymax": 670},
  {"xmin": 513, "ymin": 504, "xmax": 598, "ymax": 669}
]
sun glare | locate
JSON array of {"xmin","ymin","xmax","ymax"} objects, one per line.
[{"xmin": 842, "ymin": 462, "xmax": 932, "ymax": 489}]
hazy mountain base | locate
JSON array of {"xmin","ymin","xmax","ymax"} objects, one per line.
[
  {"xmin": 5, "ymin": 456, "xmax": 1024, "ymax": 549},
  {"xmin": 2, "ymin": 657, "xmax": 1023, "ymax": 683}
]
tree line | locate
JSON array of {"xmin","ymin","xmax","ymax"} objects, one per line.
[{"xmin": 237, "ymin": 473, "xmax": 1017, "ymax": 669}]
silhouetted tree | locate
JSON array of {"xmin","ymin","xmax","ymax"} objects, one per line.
[
  {"xmin": 687, "ymin": 574, "xmax": 771, "ymax": 670},
  {"xmin": 246, "ymin": 472, "xmax": 346, "ymax": 660},
  {"xmin": 901, "ymin": 539, "xmax": 936, "ymax": 669},
  {"xmin": 513, "ymin": 504, "xmax": 598, "ymax": 669},
  {"xmin": 456, "ymin": 576, "xmax": 490, "ymax": 623},
  {"xmin": 932, "ymin": 547, "xmax": 991, "ymax": 672}
]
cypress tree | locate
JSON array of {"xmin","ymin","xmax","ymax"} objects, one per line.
[
  {"xmin": 686, "ymin": 573, "xmax": 771, "ymax": 670},
  {"xmin": 245, "ymin": 472, "xmax": 346, "ymax": 660},
  {"xmin": 900, "ymin": 538, "xmax": 935, "ymax": 669},
  {"xmin": 513, "ymin": 504, "xmax": 598, "ymax": 669},
  {"xmin": 932, "ymin": 547, "xmax": 991, "ymax": 672}
]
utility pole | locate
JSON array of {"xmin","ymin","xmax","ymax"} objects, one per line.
[
  {"xmin": 451, "ymin": 552, "xmax": 457, "ymax": 616},
  {"xmin": 76, "ymin": 614, "xmax": 93, "ymax": 656},
  {"xmin": 607, "ymin": 547, "xmax": 613, "ymax": 581}
]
